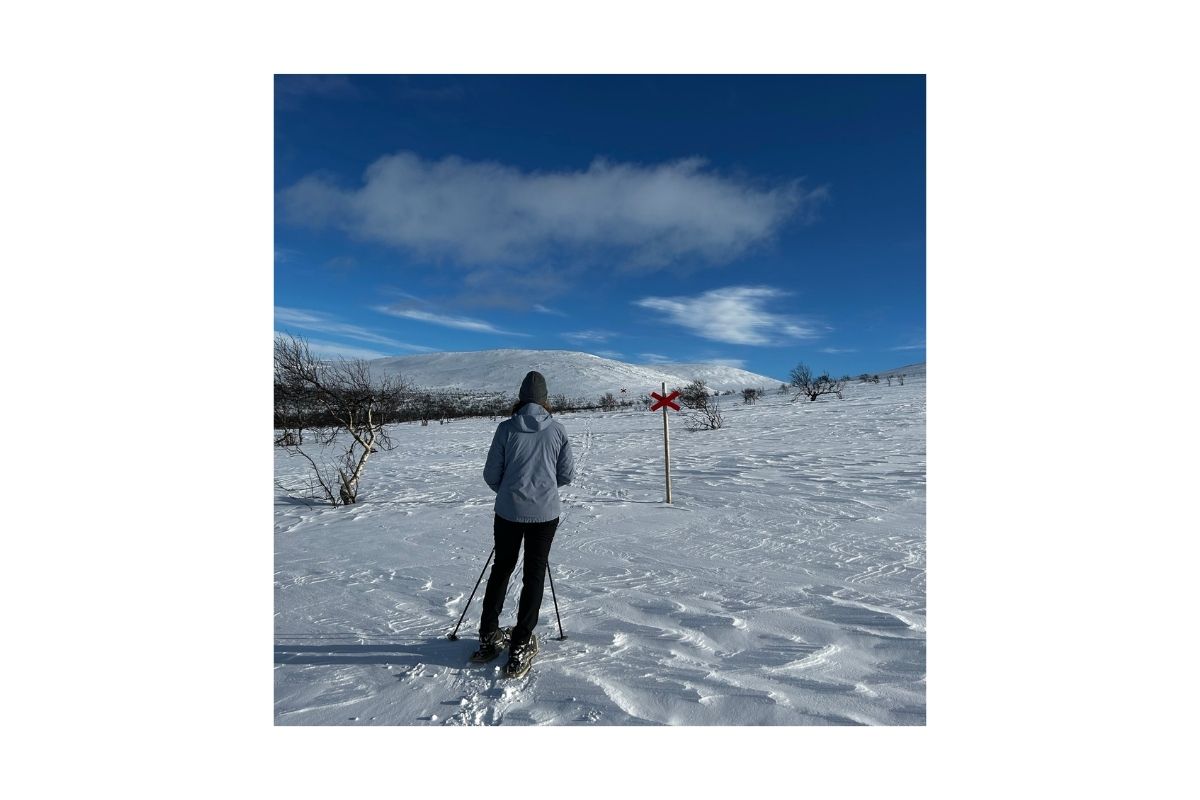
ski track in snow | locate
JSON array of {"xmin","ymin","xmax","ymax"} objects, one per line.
[{"xmin": 274, "ymin": 379, "xmax": 926, "ymax": 725}]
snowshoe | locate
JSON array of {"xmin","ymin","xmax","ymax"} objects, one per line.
[
  {"xmin": 504, "ymin": 634, "xmax": 539, "ymax": 679},
  {"xmin": 469, "ymin": 627, "xmax": 511, "ymax": 663}
]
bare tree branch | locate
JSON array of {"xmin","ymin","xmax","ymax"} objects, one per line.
[
  {"xmin": 274, "ymin": 333, "xmax": 410, "ymax": 505},
  {"xmin": 789, "ymin": 363, "xmax": 850, "ymax": 403},
  {"xmin": 679, "ymin": 380, "xmax": 724, "ymax": 430}
]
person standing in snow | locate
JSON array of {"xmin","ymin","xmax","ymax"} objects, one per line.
[{"xmin": 473, "ymin": 370, "xmax": 575, "ymax": 677}]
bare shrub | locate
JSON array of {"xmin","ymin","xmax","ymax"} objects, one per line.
[
  {"xmin": 789, "ymin": 363, "xmax": 850, "ymax": 402},
  {"xmin": 678, "ymin": 380, "xmax": 708, "ymax": 410},
  {"xmin": 679, "ymin": 380, "xmax": 724, "ymax": 430},
  {"xmin": 274, "ymin": 333, "xmax": 410, "ymax": 505}
]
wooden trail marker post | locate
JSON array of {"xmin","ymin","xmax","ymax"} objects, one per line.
[{"xmin": 649, "ymin": 382, "xmax": 681, "ymax": 503}]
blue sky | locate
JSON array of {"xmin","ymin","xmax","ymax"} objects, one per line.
[{"xmin": 275, "ymin": 74, "xmax": 924, "ymax": 380}]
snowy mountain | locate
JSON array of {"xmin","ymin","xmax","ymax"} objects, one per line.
[
  {"xmin": 879, "ymin": 361, "xmax": 925, "ymax": 379},
  {"xmin": 362, "ymin": 349, "xmax": 786, "ymax": 400}
]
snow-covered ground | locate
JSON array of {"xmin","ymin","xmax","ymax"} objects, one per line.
[{"xmin": 274, "ymin": 373, "xmax": 925, "ymax": 725}]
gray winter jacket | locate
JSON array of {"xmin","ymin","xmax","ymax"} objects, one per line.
[{"xmin": 483, "ymin": 404, "xmax": 575, "ymax": 523}]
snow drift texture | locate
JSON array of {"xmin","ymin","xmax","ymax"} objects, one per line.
[{"xmin": 275, "ymin": 360, "xmax": 926, "ymax": 725}]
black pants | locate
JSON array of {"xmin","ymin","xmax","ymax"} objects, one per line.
[{"xmin": 480, "ymin": 514, "xmax": 558, "ymax": 646}]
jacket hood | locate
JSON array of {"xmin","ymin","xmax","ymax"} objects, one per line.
[{"xmin": 512, "ymin": 403, "xmax": 552, "ymax": 432}]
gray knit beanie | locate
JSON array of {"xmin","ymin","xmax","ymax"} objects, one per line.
[{"xmin": 518, "ymin": 370, "xmax": 549, "ymax": 406}]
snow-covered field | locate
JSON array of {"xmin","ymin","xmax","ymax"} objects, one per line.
[{"xmin": 274, "ymin": 374, "xmax": 925, "ymax": 725}]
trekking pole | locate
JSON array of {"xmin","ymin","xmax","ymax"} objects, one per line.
[
  {"xmin": 448, "ymin": 546, "xmax": 495, "ymax": 641},
  {"xmin": 546, "ymin": 561, "xmax": 567, "ymax": 640}
]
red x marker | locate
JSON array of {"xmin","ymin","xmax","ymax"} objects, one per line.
[{"xmin": 649, "ymin": 390, "xmax": 680, "ymax": 412}]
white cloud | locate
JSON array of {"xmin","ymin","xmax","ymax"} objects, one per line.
[
  {"xmin": 455, "ymin": 265, "xmax": 575, "ymax": 310},
  {"xmin": 634, "ymin": 286, "xmax": 822, "ymax": 346},
  {"xmin": 821, "ymin": 347, "xmax": 858, "ymax": 354},
  {"xmin": 639, "ymin": 353, "xmax": 674, "ymax": 364},
  {"xmin": 324, "ymin": 255, "xmax": 356, "ymax": 271},
  {"xmin": 274, "ymin": 332, "xmax": 391, "ymax": 361},
  {"xmin": 275, "ymin": 75, "xmax": 362, "ymax": 103},
  {"xmin": 533, "ymin": 304, "xmax": 567, "ymax": 317},
  {"xmin": 374, "ymin": 305, "xmax": 528, "ymax": 336},
  {"xmin": 890, "ymin": 343, "xmax": 926, "ymax": 351},
  {"xmin": 274, "ymin": 247, "xmax": 303, "ymax": 263},
  {"xmin": 274, "ymin": 307, "xmax": 434, "ymax": 352},
  {"xmin": 562, "ymin": 330, "xmax": 617, "ymax": 344},
  {"xmin": 281, "ymin": 152, "xmax": 825, "ymax": 266}
]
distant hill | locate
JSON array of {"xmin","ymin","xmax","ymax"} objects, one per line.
[
  {"xmin": 362, "ymin": 349, "xmax": 786, "ymax": 400},
  {"xmin": 878, "ymin": 361, "xmax": 926, "ymax": 378}
]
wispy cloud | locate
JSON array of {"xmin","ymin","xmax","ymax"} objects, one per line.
[
  {"xmin": 324, "ymin": 255, "xmax": 357, "ymax": 271},
  {"xmin": 821, "ymin": 347, "xmax": 858, "ymax": 354},
  {"xmin": 374, "ymin": 305, "xmax": 528, "ymax": 336},
  {"xmin": 275, "ymin": 75, "xmax": 362, "ymax": 105},
  {"xmin": 634, "ymin": 286, "xmax": 823, "ymax": 346},
  {"xmin": 278, "ymin": 334, "xmax": 393, "ymax": 361},
  {"xmin": 274, "ymin": 307, "xmax": 434, "ymax": 352},
  {"xmin": 392, "ymin": 78, "xmax": 464, "ymax": 102},
  {"xmin": 890, "ymin": 343, "xmax": 926, "ymax": 351},
  {"xmin": 562, "ymin": 330, "xmax": 617, "ymax": 344},
  {"xmin": 281, "ymin": 152, "xmax": 826, "ymax": 267},
  {"xmin": 639, "ymin": 353, "xmax": 674, "ymax": 364},
  {"xmin": 454, "ymin": 265, "xmax": 574, "ymax": 310},
  {"xmin": 533, "ymin": 304, "xmax": 567, "ymax": 317}
]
